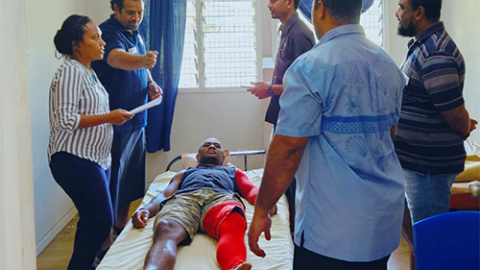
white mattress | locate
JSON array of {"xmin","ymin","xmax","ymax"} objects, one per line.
[{"xmin": 97, "ymin": 169, "xmax": 293, "ymax": 270}]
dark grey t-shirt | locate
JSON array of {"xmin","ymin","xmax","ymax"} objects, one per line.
[
  {"xmin": 265, "ymin": 13, "xmax": 316, "ymax": 125},
  {"xmin": 176, "ymin": 165, "xmax": 238, "ymax": 195}
]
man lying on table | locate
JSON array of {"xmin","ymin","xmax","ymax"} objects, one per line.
[{"xmin": 131, "ymin": 137, "xmax": 276, "ymax": 270}]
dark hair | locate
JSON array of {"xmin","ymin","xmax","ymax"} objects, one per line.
[
  {"xmin": 110, "ymin": 0, "xmax": 125, "ymax": 12},
  {"xmin": 409, "ymin": 0, "xmax": 442, "ymax": 21},
  {"xmin": 54, "ymin": 15, "xmax": 90, "ymax": 57},
  {"xmin": 294, "ymin": 0, "xmax": 300, "ymax": 9},
  {"xmin": 110, "ymin": 0, "xmax": 144, "ymax": 12},
  {"xmin": 314, "ymin": 0, "xmax": 362, "ymax": 24}
]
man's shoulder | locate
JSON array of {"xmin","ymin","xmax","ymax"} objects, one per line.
[
  {"xmin": 418, "ymin": 30, "xmax": 461, "ymax": 60},
  {"xmin": 99, "ymin": 18, "xmax": 121, "ymax": 33},
  {"xmin": 289, "ymin": 20, "xmax": 314, "ymax": 40}
]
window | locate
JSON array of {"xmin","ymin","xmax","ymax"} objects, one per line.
[
  {"xmin": 360, "ymin": 0, "xmax": 385, "ymax": 48},
  {"xmin": 179, "ymin": 0, "xmax": 258, "ymax": 89},
  {"xmin": 298, "ymin": 0, "xmax": 385, "ymax": 48}
]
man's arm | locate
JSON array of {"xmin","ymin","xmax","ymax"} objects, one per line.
[
  {"xmin": 146, "ymin": 69, "xmax": 163, "ymax": 100},
  {"xmin": 107, "ymin": 49, "xmax": 158, "ymax": 70},
  {"xmin": 421, "ymin": 55, "xmax": 473, "ymax": 138},
  {"xmin": 248, "ymin": 134, "xmax": 309, "ymax": 257},
  {"xmin": 390, "ymin": 126, "xmax": 398, "ymax": 141},
  {"xmin": 131, "ymin": 171, "xmax": 184, "ymax": 228},
  {"xmin": 254, "ymin": 135, "xmax": 308, "ymax": 217},
  {"xmin": 235, "ymin": 168, "xmax": 258, "ymax": 205},
  {"xmin": 439, "ymin": 104, "xmax": 472, "ymax": 138},
  {"xmin": 235, "ymin": 168, "xmax": 278, "ymax": 215},
  {"xmin": 246, "ymin": 82, "xmax": 284, "ymax": 99}
]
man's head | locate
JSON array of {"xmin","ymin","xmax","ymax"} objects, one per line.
[
  {"xmin": 111, "ymin": 0, "xmax": 145, "ymax": 31},
  {"xmin": 312, "ymin": 0, "xmax": 362, "ymax": 39},
  {"xmin": 395, "ymin": 0, "xmax": 442, "ymax": 37},
  {"xmin": 196, "ymin": 138, "xmax": 225, "ymax": 166},
  {"xmin": 268, "ymin": 0, "xmax": 299, "ymax": 21}
]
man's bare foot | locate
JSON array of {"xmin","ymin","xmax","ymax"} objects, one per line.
[{"xmin": 232, "ymin": 262, "xmax": 252, "ymax": 270}]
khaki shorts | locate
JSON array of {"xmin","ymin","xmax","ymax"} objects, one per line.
[{"xmin": 153, "ymin": 189, "xmax": 243, "ymax": 243}]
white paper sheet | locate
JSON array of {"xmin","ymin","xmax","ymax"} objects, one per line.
[{"xmin": 129, "ymin": 96, "xmax": 162, "ymax": 115}]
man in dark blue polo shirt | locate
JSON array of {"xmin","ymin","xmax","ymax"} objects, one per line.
[
  {"xmin": 394, "ymin": 0, "xmax": 477, "ymax": 224},
  {"xmin": 92, "ymin": 0, "xmax": 162, "ymax": 242}
]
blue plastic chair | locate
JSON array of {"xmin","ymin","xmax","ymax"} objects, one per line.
[{"xmin": 413, "ymin": 211, "xmax": 480, "ymax": 270}]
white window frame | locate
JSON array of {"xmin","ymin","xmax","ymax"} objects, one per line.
[{"xmin": 179, "ymin": 0, "xmax": 262, "ymax": 93}]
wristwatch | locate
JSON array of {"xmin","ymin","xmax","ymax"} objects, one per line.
[{"xmin": 267, "ymin": 85, "xmax": 274, "ymax": 96}]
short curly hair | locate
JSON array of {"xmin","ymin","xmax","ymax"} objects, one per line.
[
  {"xmin": 110, "ymin": 0, "xmax": 145, "ymax": 12},
  {"xmin": 409, "ymin": 0, "xmax": 442, "ymax": 22}
]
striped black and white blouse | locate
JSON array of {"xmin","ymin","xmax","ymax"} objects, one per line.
[{"xmin": 48, "ymin": 59, "xmax": 113, "ymax": 170}]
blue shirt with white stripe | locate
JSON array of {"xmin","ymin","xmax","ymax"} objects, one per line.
[{"xmin": 276, "ymin": 24, "xmax": 406, "ymax": 262}]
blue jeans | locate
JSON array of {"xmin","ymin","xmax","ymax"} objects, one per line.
[{"xmin": 404, "ymin": 170, "xmax": 457, "ymax": 224}]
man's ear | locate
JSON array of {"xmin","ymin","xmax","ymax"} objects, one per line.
[
  {"xmin": 196, "ymin": 153, "xmax": 200, "ymax": 162},
  {"xmin": 313, "ymin": 0, "xmax": 326, "ymax": 20},
  {"xmin": 287, "ymin": 0, "xmax": 293, "ymax": 9},
  {"xmin": 415, "ymin": 6, "xmax": 426, "ymax": 21},
  {"xmin": 113, "ymin": 3, "xmax": 120, "ymax": 14}
]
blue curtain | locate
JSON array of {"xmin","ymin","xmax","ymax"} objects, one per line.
[
  {"xmin": 140, "ymin": 0, "xmax": 186, "ymax": 152},
  {"xmin": 299, "ymin": 0, "xmax": 375, "ymax": 23}
]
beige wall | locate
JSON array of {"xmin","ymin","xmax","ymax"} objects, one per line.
[{"xmin": 0, "ymin": 0, "xmax": 37, "ymax": 269}]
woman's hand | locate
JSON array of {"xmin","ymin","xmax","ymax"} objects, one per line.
[
  {"xmin": 132, "ymin": 208, "xmax": 150, "ymax": 228},
  {"xmin": 108, "ymin": 109, "xmax": 134, "ymax": 125}
]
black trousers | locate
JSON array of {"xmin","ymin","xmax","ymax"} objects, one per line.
[
  {"xmin": 50, "ymin": 152, "xmax": 113, "ymax": 270},
  {"xmin": 294, "ymin": 245, "xmax": 390, "ymax": 270}
]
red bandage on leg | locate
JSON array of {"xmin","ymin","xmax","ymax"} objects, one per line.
[{"xmin": 215, "ymin": 212, "xmax": 247, "ymax": 270}]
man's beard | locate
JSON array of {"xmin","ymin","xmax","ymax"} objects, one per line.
[
  {"xmin": 397, "ymin": 20, "xmax": 417, "ymax": 37},
  {"xmin": 126, "ymin": 21, "xmax": 139, "ymax": 31},
  {"xmin": 199, "ymin": 156, "xmax": 221, "ymax": 165}
]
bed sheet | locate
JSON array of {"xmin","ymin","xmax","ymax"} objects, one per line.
[{"xmin": 97, "ymin": 168, "xmax": 293, "ymax": 270}]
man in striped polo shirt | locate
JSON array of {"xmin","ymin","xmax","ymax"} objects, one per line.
[{"xmin": 394, "ymin": 0, "xmax": 477, "ymax": 224}]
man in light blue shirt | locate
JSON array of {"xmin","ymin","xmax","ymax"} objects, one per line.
[{"xmin": 248, "ymin": 0, "xmax": 406, "ymax": 269}]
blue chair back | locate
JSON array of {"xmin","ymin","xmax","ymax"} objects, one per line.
[{"xmin": 413, "ymin": 211, "xmax": 480, "ymax": 270}]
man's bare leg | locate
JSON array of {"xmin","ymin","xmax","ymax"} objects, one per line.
[{"xmin": 144, "ymin": 220, "xmax": 188, "ymax": 270}]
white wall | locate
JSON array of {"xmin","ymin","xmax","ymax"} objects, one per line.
[
  {"xmin": 89, "ymin": 0, "xmax": 112, "ymax": 26},
  {"xmin": 1, "ymin": 0, "xmax": 37, "ymax": 269},
  {"xmin": 442, "ymin": 0, "xmax": 480, "ymax": 142}
]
